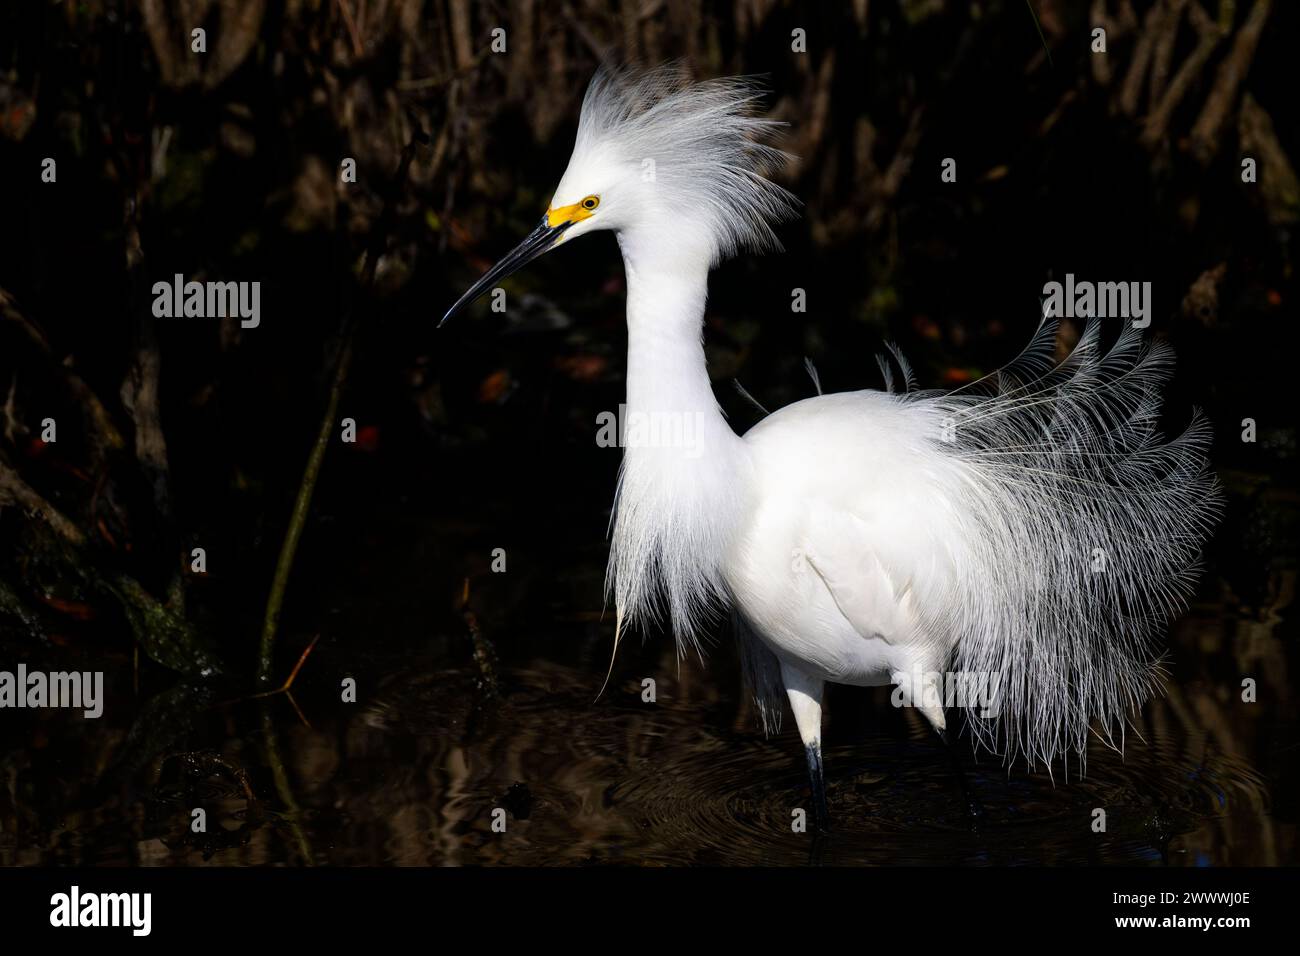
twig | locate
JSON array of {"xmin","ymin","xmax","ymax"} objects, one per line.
[
  {"xmin": 1118, "ymin": 0, "xmax": 1165, "ymax": 117},
  {"xmin": 260, "ymin": 704, "xmax": 314, "ymax": 864},
  {"xmin": 0, "ymin": 457, "xmax": 224, "ymax": 675},
  {"xmin": 0, "ymin": 460, "xmax": 87, "ymax": 546},
  {"xmin": 0, "ymin": 288, "xmax": 125, "ymax": 459},
  {"xmin": 215, "ymin": 635, "xmax": 319, "ymax": 728},
  {"xmin": 1151, "ymin": 0, "xmax": 1190, "ymax": 104},
  {"xmin": 449, "ymin": 0, "xmax": 474, "ymax": 70},
  {"xmin": 2, "ymin": 375, "xmax": 20, "ymax": 444},
  {"xmin": 1140, "ymin": 2, "xmax": 1224, "ymax": 148},
  {"xmin": 283, "ymin": 692, "xmax": 311, "ymax": 729},
  {"xmin": 118, "ymin": 159, "xmax": 184, "ymax": 612},
  {"xmin": 335, "ymin": 0, "xmax": 365, "ymax": 59},
  {"xmin": 1190, "ymin": 0, "xmax": 1272, "ymax": 163},
  {"xmin": 396, "ymin": 49, "xmax": 492, "ymax": 91},
  {"xmin": 562, "ymin": 0, "xmax": 610, "ymax": 61},
  {"xmin": 458, "ymin": 579, "xmax": 499, "ymax": 699},
  {"xmin": 1024, "ymin": 0, "xmax": 1054, "ymax": 68},
  {"xmin": 256, "ymin": 126, "xmax": 426, "ymax": 686},
  {"xmin": 120, "ymin": 327, "xmax": 174, "ymax": 531},
  {"xmin": 248, "ymin": 635, "xmax": 320, "ymax": 700},
  {"xmin": 1090, "ymin": 0, "xmax": 1137, "ymax": 87}
]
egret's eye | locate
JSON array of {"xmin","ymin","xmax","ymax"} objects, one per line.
[{"xmin": 581, "ymin": 196, "xmax": 600, "ymax": 210}]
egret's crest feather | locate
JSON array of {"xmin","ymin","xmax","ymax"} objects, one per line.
[{"xmin": 574, "ymin": 63, "xmax": 798, "ymax": 264}]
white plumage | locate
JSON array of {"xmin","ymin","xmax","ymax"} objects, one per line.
[
  {"xmin": 443, "ymin": 64, "xmax": 1222, "ymax": 824},
  {"xmin": 565, "ymin": 64, "xmax": 798, "ymax": 264}
]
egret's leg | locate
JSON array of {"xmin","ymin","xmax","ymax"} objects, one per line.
[
  {"xmin": 938, "ymin": 727, "xmax": 984, "ymax": 828},
  {"xmin": 890, "ymin": 665, "xmax": 980, "ymax": 824},
  {"xmin": 781, "ymin": 662, "xmax": 828, "ymax": 831}
]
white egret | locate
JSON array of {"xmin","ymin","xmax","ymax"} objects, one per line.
[{"xmin": 442, "ymin": 64, "xmax": 1222, "ymax": 829}]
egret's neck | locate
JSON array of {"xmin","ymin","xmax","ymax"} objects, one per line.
[
  {"xmin": 607, "ymin": 231, "xmax": 749, "ymax": 652},
  {"xmin": 618, "ymin": 235, "xmax": 738, "ymax": 448}
]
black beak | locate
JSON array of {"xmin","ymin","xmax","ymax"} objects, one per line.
[{"xmin": 439, "ymin": 216, "xmax": 572, "ymax": 327}]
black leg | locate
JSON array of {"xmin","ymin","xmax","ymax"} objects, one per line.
[
  {"xmin": 807, "ymin": 825, "xmax": 829, "ymax": 866},
  {"xmin": 937, "ymin": 727, "xmax": 983, "ymax": 829},
  {"xmin": 805, "ymin": 742, "xmax": 830, "ymax": 833}
]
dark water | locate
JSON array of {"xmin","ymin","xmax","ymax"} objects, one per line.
[
  {"xmin": 2, "ymin": 557, "xmax": 1293, "ymax": 866},
  {"xmin": 2, "ymin": 431, "xmax": 1295, "ymax": 867},
  {"xmin": 2, "ymin": 0, "xmax": 1297, "ymax": 872}
]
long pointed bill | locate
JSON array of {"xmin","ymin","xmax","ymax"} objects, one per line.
[{"xmin": 439, "ymin": 216, "xmax": 572, "ymax": 327}]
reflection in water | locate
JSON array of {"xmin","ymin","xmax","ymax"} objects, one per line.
[{"xmin": 1, "ymin": 583, "xmax": 1291, "ymax": 865}]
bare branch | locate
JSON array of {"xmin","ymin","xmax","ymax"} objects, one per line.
[{"xmin": 1190, "ymin": 0, "xmax": 1272, "ymax": 163}]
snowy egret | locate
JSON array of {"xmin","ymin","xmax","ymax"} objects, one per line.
[{"xmin": 442, "ymin": 64, "xmax": 1221, "ymax": 829}]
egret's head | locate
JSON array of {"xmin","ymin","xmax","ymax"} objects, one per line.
[{"xmin": 441, "ymin": 63, "xmax": 798, "ymax": 325}]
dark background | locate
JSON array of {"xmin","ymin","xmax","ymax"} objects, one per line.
[{"xmin": 0, "ymin": 0, "xmax": 1296, "ymax": 865}]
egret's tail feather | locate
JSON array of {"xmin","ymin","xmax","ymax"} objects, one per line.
[
  {"xmin": 884, "ymin": 341, "xmax": 917, "ymax": 393},
  {"xmin": 804, "ymin": 357, "xmax": 823, "ymax": 395},
  {"xmin": 875, "ymin": 353, "xmax": 896, "ymax": 393},
  {"xmin": 918, "ymin": 317, "xmax": 1221, "ymax": 771},
  {"xmin": 733, "ymin": 379, "xmax": 771, "ymax": 416}
]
